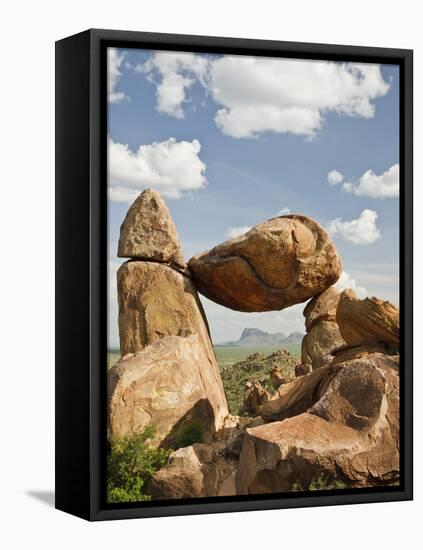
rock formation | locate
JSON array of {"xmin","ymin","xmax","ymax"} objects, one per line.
[
  {"xmin": 118, "ymin": 188, "xmax": 186, "ymax": 268},
  {"xmin": 337, "ymin": 289, "xmax": 400, "ymax": 348},
  {"xmin": 108, "ymin": 189, "xmax": 228, "ymax": 448},
  {"xmin": 108, "ymin": 189, "xmax": 400, "ymax": 499},
  {"xmin": 117, "ymin": 260, "xmax": 213, "ymax": 357},
  {"xmin": 108, "ymin": 335, "xmax": 227, "ymax": 446},
  {"xmin": 188, "ymin": 215, "xmax": 342, "ymax": 312},
  {"xmin": 237, "ymin": 352, "xmax": 399, "ymax": 493},
  {"xmin": 301, "ymin": 287, "xmax": 345, "ymax": 370}
]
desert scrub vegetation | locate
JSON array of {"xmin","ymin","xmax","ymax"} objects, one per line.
[
  {"xmin": 220, "ymin": 349, "xmax": 298, "ymax": 415},
  {"xmin": 107, "ymin": 426, "xmax": 171, "ymax": 503},
  {"xmin": 292, "ymin": 474, "xmax": 349, "ymax": 492}
]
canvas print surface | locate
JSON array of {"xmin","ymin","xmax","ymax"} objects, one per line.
[{"xmin": 106, "ymin": 47, "xmax": 400, "ymax": 504}]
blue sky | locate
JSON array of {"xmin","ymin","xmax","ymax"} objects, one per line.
[{"xmin": 107, "ymin": 48, "xmax": 399, "ymax": 347}]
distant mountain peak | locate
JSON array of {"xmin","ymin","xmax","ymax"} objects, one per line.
[
  {"xmin": 241, "ymin": 327, "xmax": 283, "ymax": 338},
  {"xmin": 220, "ymin": 328, "xmax": 303, "ymax": 347}
]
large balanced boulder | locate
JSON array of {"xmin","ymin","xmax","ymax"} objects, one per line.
[
  {"xmin": 237, "ymin": 352, "xmax": 399, "ymax": 493},
  {"xmin": 118, "ymin": 188, "xmax": 185, "ymax": 268},
  {"xmin": 108, "ymin": 334, "xmax": 228, "ymax": 446},
  {"xmin": 188, "ymin": 215, "xmax": 342, "ymax": 312},
  {"xmin": 337, "ymin": 289, "xmax": 399, "ymax": 348},
  {"xmin": 301, "ymin": 287, "xmax": 345, "ymax": 370}
]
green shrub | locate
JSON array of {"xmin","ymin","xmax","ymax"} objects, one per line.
[
  {"xmin": 292, "ymin": 474, "xmax": 349, "ymax": 492},
  {"xmin": 174, "ymin": 421, "xmax": 204, "ymax": 448},
  {"xmin": 107, "ymin": 426, "xmax": 171, "ymax": 503},
  {"xmin": 308, "ymin": 475, "xmax": 348, "ymax": 491}
]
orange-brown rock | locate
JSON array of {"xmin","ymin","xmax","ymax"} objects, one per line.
[
  {"xmin": 303, "ymin": 287, "xmax": 340, "ymax": 331},
  {"xmin": 118, "ymin": 188, "xmax": 185, "ymax": 268},
  {"xmin": 269, "ymin": 366, "xmax": 288, "ymax": 387},
  {"xmin": 188, "ymin": 215, "xmax": 342, "ymax": 312},
  {"xmin": 337, "ymin": 289, "xmax": 399, "ymax": 347},
  {"xmin": 147, "ymin": 442, "xmax": 237, "ymax": 499},
  {"xmin": 237, "ymin": 353, "xmax": 399, "ymax": 493},
  {"xmin": 301, "ymin": 320, "xmax": 345, "ymax": 370},
  {"xmin": 117, "ymin": 260, "xmax": 213, "ymax": 358},
  {"xmin": 242, "ymin": 382, "xmax": 270, "ymax": 415},
  {"xmin": 259, "ymin": 363, "xmax": 341, "ymax": 422},
  {"xmin": 114, "ymin": 254, "xmax": 228, "ymax": 445},
  {"xmin": 301, "ymin": 287, "xmax": 345, "ymax": 370},
  {"xmin": 108, "ymin": 335, "xmax": 228, "ymax": 446}
]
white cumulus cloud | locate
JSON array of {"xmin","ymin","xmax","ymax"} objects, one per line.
[
  {"xmin": 137, "ymin": 52, "xmax": 209, "ymax": 118},
  {"xmin": 327, "ymin": 169, "xmax": 344, "ymax": 186},
  {"xmin": 108, "ymin": 137, "xmax": 207, "ymax": 202},
  {"xmin": 343, "ymin": 164, "xmax": 399, "ymax": 198},
  {"xmin": 226, "ymin": 226, "xmax": 252, "ymax": 239},
  {"xmin": 137, "ymin": 53, "xmax": 390, "ymax": 138},
  {"xmin": 278, "ymin": 207, "xmax": 291, "ymax": 215},
  {"xmin": 335, "ymin": 270, "xmax": 368, "ymax": 298},
  {"xmin": 210, "ymin": 58, "xmax": 389, "ymax": 138},
  {"xmin": 108, "ymin": 48, "xmax": 128, "ymax": 103},
  {"xmin": 327, "ymin": 209, "xmax": 381, "ymax": 245}
]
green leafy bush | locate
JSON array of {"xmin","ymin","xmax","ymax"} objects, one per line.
[
  {"xmin": 173, "ymin": 421, "xmax": 204, "ymax": 448},
  {"xmin": 107, "ymin": 426, "xmax": 171, "ymax": 503}
]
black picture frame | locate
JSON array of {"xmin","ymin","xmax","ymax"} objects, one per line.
[{"xmin": 55, "ymin": 28, "xmax": 413, "ymax": 521}]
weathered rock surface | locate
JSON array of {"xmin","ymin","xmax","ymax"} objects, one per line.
[
  {"xmin": 260, "ymin": 363, "xmax": 341, "ymax": 422},
  {"xmin": 188, "ymin": 215, "xmax": 342, "ymax": 312},
  {"xmin": 242, "ymin": 382, "xmax": 270, "ymax": 416},
  {"xmin": 118, "ymin": 260, "xmax": 213, "ymax": 358},
  {"xmin": 295, "ymin": 363, "xmax": 312, "ymax": 377},
  {"xmin": 147, "ymin": 442, "xmax": 237, "ymax": 499},
  {"xmin": 337, "ymin": 289, "xmax": 399, "ymax": 348},
  {"xmin": 301, "ymin": 320, "xmax": 345, "ymax": 370},
  {"xmin": 301, "ymin": 287, "xmax": 345, "ymax": 370},
  {"xmin": 118, "ymin": 188, "xmax": 185, "ymax": 267},
  {"xmin": 269, "ymin": 366, "xmax": 288, "ymax": 387},
  {"xmin": 108, "ymin": 334, "xmax": 228, "ymax": 446},
  {"xmin": 237, "ymin": 352, "xmax": 399, "ymax": 493},
  {"xmin": 303, "ymin": 287, "xmax": 340, "ymax": 331}
]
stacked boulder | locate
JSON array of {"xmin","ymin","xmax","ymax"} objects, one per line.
[{"xmin": 108, "ymin": 189, "xmax": 229, "ymax": 448}]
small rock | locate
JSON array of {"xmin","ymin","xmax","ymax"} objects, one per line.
[
  {"xmin": 118, "ymin": 188, "xmax": 186, "ymax": 267},
  {"xmin": 243, "ymin": 381, "xmax": 270, "ymax": 415}
]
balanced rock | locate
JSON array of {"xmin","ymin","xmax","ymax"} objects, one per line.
[
  {"xmin": 237, "ymin": 353, "xmax": 399, "ymax": 493},
  {"xmin": 118, "ymin": 188, "xmax": 185, "ymax": 268},
  {"xmin": 147, "ymin": 442, "xmax": 237, "ymax": 498},
  {"xmin": 301, "ymin": 287, "xmax": 345, "ymax": 370},
  {"xmin": 188, "ymin": 215, "xmax": 342, "ymax": 312},
  {"xmin": 337, "ymin": 289, "xmax": 399, "ymax": 348},
  {"xmin": 108, "ymin": 334, "xmax": 228, "ymax": 446}
]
